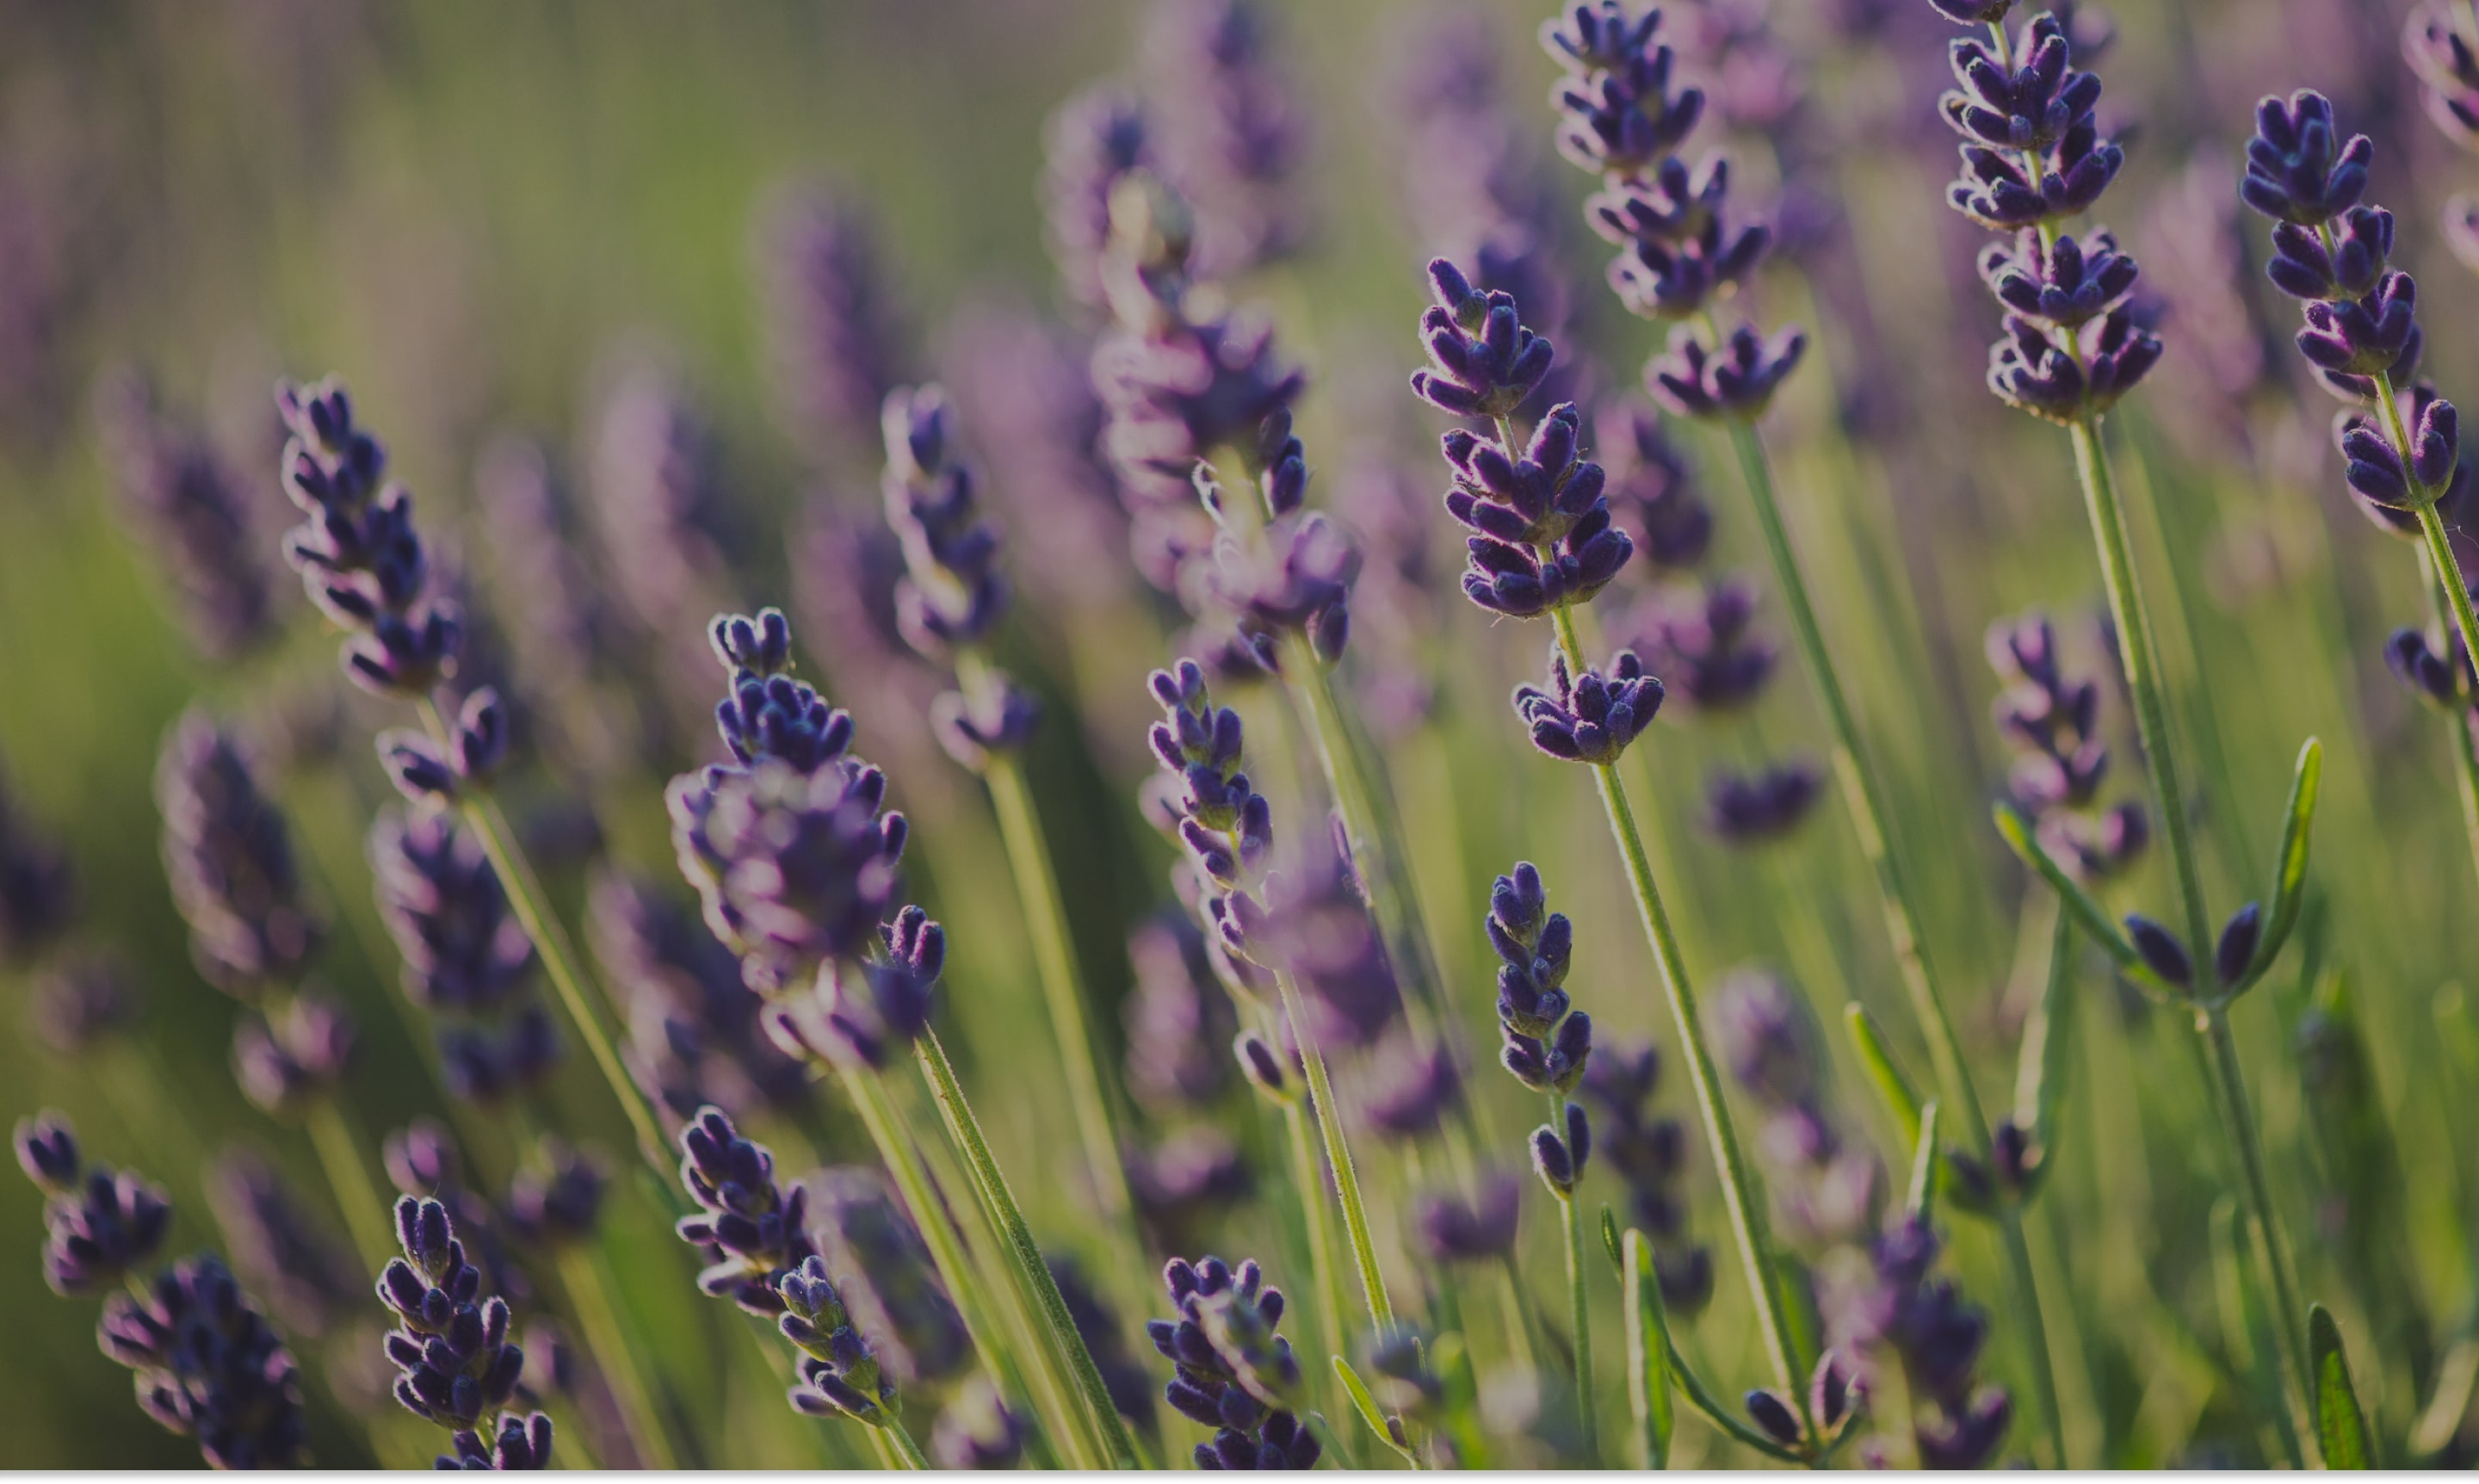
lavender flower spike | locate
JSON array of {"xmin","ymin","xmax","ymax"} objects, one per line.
[
  {"xmin": 1512, "ymin": 643, "xmax": 1664, "ymax": 765},
  {"xmin": 15, "ymin": 1112, "xmax": 171, "ymax": 1295},
  {"xmin": 155, "ymin": 710, "xmax": 321, "ymax": 996},
  {"xmin": 378, "ymin": 1194, "xmax": 552, "ymax": 1469},
  {"xmin": 1147, "ymin": 1255, "xmax": 1320, "ymax": 1469}
]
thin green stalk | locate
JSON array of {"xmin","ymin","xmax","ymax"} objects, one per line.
[
  {"xmin": 1548, "ymin": 603, "xmax": 1802, "ymax": 1415},
  {"xmin": 2064, "ymin": 418, "xmax": 2316, "ymax": 1449},
  {"xmin": 1553, "ymin": 1136, "xmax": 1598, "ymax": 1464},
  {"xmin": 913, "ymin": 1029, "xmax": 1143, "ymax": 1469},
  {"xmin": 2418, "ymin": 502, "xmax": 2479, "ymax": 887},
  {"xmin": 959, "ymin": 652, "xmax": 1143, "ymax": 1255},
  {"xmin": 880, "ymin": 1416, "xmax": 930, "ymax": 1469},
  {"xmin": 837, "ymin": 1060, "xmax": 1086, "ymax": 1465},
  {"xmin": 414, "ymin": 699, "xmax": 666, "ymax": 1175},
  {"xmin": 555, "ymin": 1243, "xmax": 681, "ymax": 1469},
  {"xmin": 302, "ymin": 1093, "xmax": 392, "ymax": 1271},
  {"xmin": 1281, "ymin": 1096, "xmax": 1350, "ymax": 1383},
  {"xmin": 1268, "ymin": 968, "xmax": 1399, "ymax": 1340}
]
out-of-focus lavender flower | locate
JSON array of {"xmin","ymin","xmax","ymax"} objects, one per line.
[
  {"xmin": 207, "ymin": 1148, "xmax": 360, "ymax": 1339},
  {"xmin": 1821, "ymin": 1215, "xmax": 2011, "ymax": 1469},
  {"xmin": 520, "ymin": 1319, "xmax": 634, "ymax": 1470},
  {"xmin": 1580, "ymin": 1040, "xmax": 1712, "ymax": 1315},
  {"xmin": 1140, "ymin": 0, "xmax": 1307, "ymax": 280},
  {"xmin": 369, "ymin": 807, "xmax": 557, "ymax": 1104},
  {"xmin": 2137, "ymin": 153, "xmax": 2276, "ymax": 467},
  {"xmin": 1669, "ymin": 0, "xmax": 1808, "ymax": 134},
  {"xmin": 1124, "ymin": 910, "xmax": 1240, "ymax": 1112},
  {"xmin": 15, "ymin": 1112, "xmax": 172, "ymax": 1295},
  {"xmin": 1147, "ymin": 1254, "xmax": 1320, "ymax": 1469},
  {"xmin": 1415, "ymin": 1169, "xmax": 1523, "ymax": 1264},
  {"xmin": 1629, "ymin": 574, "xmax": 1775, "ymax": 710},
  {"xmin": 757, "ymin": 185, "xmax": 910, "ymax": 463},
  {"xmin": 1129, "ymin": 1128, "xmax": 1254, "ymax": 1254},
  {"xmin": 1595, "ymin": 395, "xmax": 1711, "ymax": 573},
  {"xmin": 378, "ymin": 1196, "xmax": 534, "ymax": 1442},
  {"xmin": 1330, "ymin": 447, "xmax": 1442, "ymax": 740},
  {"xmin": 1648, "ymin": 322, "xmax": 1808, "ymax": 420},
  {"xmin": 29, "ymin": 949, "xmax": 140, "ymax": 1053},
  {"xmin": 1091, "ymin": 175, "xmax": 1306, "ymax": 572},
  {"xmin": 103, "ymin": 1251, "xmax": 308, "ymax": 1469},
  {"xmin": 231, "ymin": 990, "xmax": 355, "ymax": 1117},
  {"xmin": 1715, "ymin": 972, "xmax": 1878, "ymax": 1248},
  {"xmin": 777, "ymin": 1254, "xmax": 895, "ymax": 1425},
  {"xmin": 0, "ymin": 757, "xmax": 76, "ymax": 967},
  {"xmin": 931, "ymin": 1376, "xmax": 1029, "ymax": 1469},
  {"xmin": 940, "ymin": 304, "xmax": 1134, "ymax": 617},
  {"xmin": 1986, "ymin": 611, "xmax": 2148, "ymax": 881},
  {"xmin": 1194, "ymin": 445, "xmax": 1361, "ymax": 671},
  {"xmin": 1358, "ymin": 1031, "xmax": 1463, "ymax": 1143},
  {"xmin": 1050, "ymin": 1252, "xmax": 1161, "ymax": 1431},
  {"xmin": 794, "ymin": 501, "xmax": 951, "ymax": 783},
  {"xmin": 1263, "ymin": 835, "xmax": 1404, "ymax": 1052},
  {"xmin": 672, "ymin": 1105, "xmax": 819, "ymax": 1318},
  {"xmin": 504, "ymin": 1140, "xmax": 605, "ymax": 1249},
  {"xmin": 1046, "ymin": 85, "xmax": 1159, "ymax": 313},
  {"xmin": 1513, "ymin": 645, "xmax": 1665, "ymax": 765},
  {"xmin": 91, "ymin": 370, "xmax": 278, "ymax": 661},
  {"xmin": 273, "ymin": 376, "xmax": 460, "ymax": 696},
  {"xmin": 2405, "ymin": 3, "xmax": 2479, "ymax": 151},
  {"xmin": 590, "ymin": 869, "xmax": 810, "ymax": 1123},
  {"xmin": 808, "ymin": 1166, "xmax": 970, "ymax": 1387},
  {"xmin": 155, "ymin": 710, "xmax": 320, "ymax": 996},
  {"xmin": 1703, "ymin": 762, "xmax": 1824, "ymax": 846}
]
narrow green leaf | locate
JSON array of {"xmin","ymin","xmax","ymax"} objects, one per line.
[
  {"xmin": 1844, "ymin": 1003, "xmax": 1924, "ymax": 1148},
  {"xmin": 1907, "ymin": 1099, "xmax": 1941, "ymax": 1218},
  {"xmin": 1332, "ymin": 1357, "xmax": 1419, "ymax": 1465},
  {"xmin": 1994, "ymin": 803, "xmax": 2144, "ymax": 974},
  {"xmin": 2013, "ymin": 908, "xmax": 2076, "ymax": 1149},
  {"xmin": 1623, "ymin": 1228, "xmax": 1675, "ymax": 1469},
  {"xmin": 2309, "ymin": 1303, "xmax": 2371, "ymax": 1469},
  {"xmin": 2241, "ymin": 738, "xmax": 2322, "ymax": 991},
  {"xmin": 1600, "ymin": 1203, "xmax": 1623, "ymax": 1277}
]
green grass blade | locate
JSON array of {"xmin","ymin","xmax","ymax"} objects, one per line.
[
  {"xmin": 2240, "ymin": 738, "xmax": 2322, "ymax": 992},
  {"xmin": 2309, "ymin": 1303, "xmax": 2371, "ymax": 1469},
  {"xmin": 1993, "ymin": 803, "xmax": 2143, "ymax": 974},
  {"xmin": 1845, "ymin": 1003, "xmax": 1924, "ymax": 1148},
  {"xmin": 1623, "ymin": 1228, "xmax": 1674, "ymax": 1469}
]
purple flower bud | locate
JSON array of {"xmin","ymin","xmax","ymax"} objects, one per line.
[
  {"xmin": 1746, "ymin": 1387, "xmax": 1802, "ymax": 1444},
  {"xmin": 232, "ymin": 991, "xmax": 356, "ymax": 1116},
  {"xmin": 1410, "ymin": 259, "xmax": 1556, "ymax": 419},
  {"xmin": 1512, "ymin": 646, "xmax": 1665, "ymax": 765},
  {"xmin": 2214, "ymin": 903, "xmax": 2263, "ymax": 990},
  {"xmin": 1648, "ymin": 321, "xmax": 1808, "ymax": 420},
  {"xmin": 105, "ymin": 1252, "xmax": 307, "ymax": 1467},
  {"xmin": 2124, "ymin": 914, "xmax": 2192, "ymax": 987},
  {"xmin": 1977, "ymin": 228, "xmax": 2138, "ymax": 329},
  {"xmin": 1415, "ymin": 1171, "xmax": 1523, "ymax": 1263},
  {"xmin": 1539, "ymin": 3, "xmax": 1706, "ymax": 178},
  {"xmin": 1938, "ymin": 15, "xmax": 2099, "ymax": 152},
  {"xmin": 1703, "ymin": 762, "xmax": 1824, "ymax": 845},
  {"xmin": 2241, "ymin": 90, "xmax": 2373, "ymax": 226}
]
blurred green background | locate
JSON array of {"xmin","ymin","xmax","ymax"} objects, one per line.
[{"xmin": 3, "ymin": 0, "xmax": 2477, "ymax": 1469}]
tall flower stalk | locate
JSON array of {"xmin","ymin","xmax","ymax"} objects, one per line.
[
  {"xmin": 1920, "ymin": 3, "xmax": 2321, "ymax": 1456},
  {"xmin": 874, "ymin": 382, "xmax": 1145, "ymax": 1262},
  {"xmin": 1533, "ymin": 2, "xmax": 2078, "ymax": 1461},
  {"xmin": 268, "ymin": 376, "xmax": 669, "ymax": 1175},
  {"xmin": 1407, "ymin": 256, "xmax": 1819, "ymax": 1457}
]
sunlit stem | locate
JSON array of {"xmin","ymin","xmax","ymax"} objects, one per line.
[{"xmin": 1270, "ymin": 967, "xmax": 1400, "ymax": 1341}]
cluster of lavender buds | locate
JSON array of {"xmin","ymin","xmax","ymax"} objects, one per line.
[
  {"xmin": 0, "ymin": 757, "xmax": 76, "ymax": 966},
  {"xmin": 273, "ymin": 376, "xmax": 460, "ymax": 696},
  {"xmin": 16, "ymin": 1111, "xmax": 170, "ymax": 1295},
  {"xmin": 931, "ymin": 1376, "xmax": 1029, "ymax": 1469},
  {"xmin": 1716, "ymin": 974, "xmax": 1876, "ymax": 1249},
  {"xmin": 1926, "ymin": 8, "xmax": 2159, "ymax": 424},
  {"xmin": 1486, "ymin": 863, "xmax": 1594, "ymax": 1103},
  {"xmin": 2387, "ymin": 612, "xmax": 2479, "ymax": 727},
  {"xmin": 386, "ymin": 1120, "xmax": 533, "ymax": 1307},
  {"xmin": 1580, "ymin": 1042, "xmax": 1712, "ymax": 1314},
  {"xmin": 369, "ymin": 807, "xmax": 558, "ymax": 1104},
  {"xmin": 1122, "ymin": 911, "xmax": 1239, "ymax": 1113},
  {"xmin": 757, "ymin": 186, "xmax": 909, "ymax": 463},
  {"xmin": 1190, "ymin": 410, "xmax": 1359, "ymax": 674},
  {"xmin": 375, "ymin": 686, "xmax": 510, "ymax": 807},
  {"xmin": 879, "ymin": 384, "xmax": 1042, "ymax": 771},
  {"xmin": 1128, "ymin": 1128, "xmax": 1254, "ymax": 1253},
  {"xmin": 503, "ymin": 1139, "xmax": 605, "ymax": 1249},
  {"xmin": 776, "ymin": 1254, "xmax": 894, "ymax": 1426},
  {"xmin": 2240, "ymin": 92, "xmax": 2470, "ymax": 538},
  {"xmin": 2404, "ymin": 3, "xmax": 2479, "ymax": 280},
  {"xmin": 1987, "ymin": 612, "xmax": 2147, "ymax": 882},
  {"xmin": 19, "ymin": 1115, "xmax": 306, "ymax": 1468},
  {"xmin": 809, "ymin": 1167, "xmax": 970, "ymax": 1389},
  {"xmin": 1045, "ymin": 85, "xmax": 1157, "ymax": 314},
  {"xmin": 154, "ymin": 710, "xmax": 319, "ymax": 995},
  {"xmin": 1822, "ymin": 1216, "xmax": 2011, "ymax": 1469},
  {"xmin": 1357, "ymin": 1032, "xmax": 1462, "ymax": 1145},
  {"xmin": 1050, "ymin": 1252, "xmax": 1160, "ymax": 1432},
  {"xmin": 1145, "ymin": 659, "xmax": 1276, "ymax": 980},
  {"xmin": 1261, "ymin": 838, "xmax": 1402, "ymax": 1050},
  {"xmin": 90, "ymin": 369, "xmax": 277, "ymax": 661},
  {"xmin": 378, "ymin": 1195, "xmax": 555, "ymax": 1467},
  {"xmin": 1138, "ymin": 0, "xmax": 1305, "ymax": 281},
  {"xmin": 1703, "ymin": 764, "xmax": 1827, "ymax": 846},
  {"xmin": 590, "ymin": 869, "xmax": 810, "ymax": 1125},
  {"xmin": 29, "ymin": 949, "xmax": 141, "ymax": 1054},
  {"xmin": 230, "ymin": 989, "xmax": 356, "ymax": 1117},
  {"xmin": 206, "ymin": 1149, "xmax": 360, "ymax": 1339},
  {"xmin": 668, "ymin": 609, "xmax": 932, "ymax": 1072},
  {"xmin": 1414, "ymin": 1169, "xmax": 1523, "ymax": 1265},
  {"xmin": 1147, "ymin": 1255, "xmax": 1320, "ymax": 1469},
  {"xmin": 1541, "ymin": 3, "xmax": 1806, "ymax": 421},
  {"xmin": 672, "ymin": 1105, "xmax": 819, "ymax": 1318},
  {"xmin": 1089, "ymin": 171, "xmax": 1306, "ymax": 597}
]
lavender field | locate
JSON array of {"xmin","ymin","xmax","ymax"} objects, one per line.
[{"xmin": 5, "ymin": 0, "xmax": 2479, "ymax": 1469}]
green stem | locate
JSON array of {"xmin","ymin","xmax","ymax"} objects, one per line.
[
  {"xmin": 302, "ymin": 1093, "xmax": 393, "ymax": 1271},
  {"xmin": 1281, "ymin": 1096, "xmax": 1351, "ymax": 1384},
  {"xmin": 2418, "ymin": 540, "xmax": 2479, "ymax": 888},
  {"xmin": 880, "ymin": 1416, "xmax": 930, "ymax": 1470},
  {"xmin": 961, "ymin": 659, "xmax": 1143, "ymax": 1252},
  {"xmin": 2063, "ymin": 420, "xmax": 2316, "ymax": 1450},
  {"xmin": 1270, "ymin": 968, "xmax": 1399, "ymax": 1339},
  {"xmin": 556, "ymin": 1242, "xmax": 682, "ymax": 1469},
  {"xmin": 414, "ymin": 699, "xmax": 667, "ymax": 1175},
  {"xmin": 914, "ymin": 1029, "xmax": 1143, "ymax": 1469},
  {"xmin": 1549, "ymin": 604, "xmax": 1803, "ymax": 1414},
  {"xmin": 1555, "ymin": 1179, "xmax": 1598, "ymax": 1464},
  {"xmin": 838, "ymin": 1060, "xmax": 1081, "ymax": 1465}
]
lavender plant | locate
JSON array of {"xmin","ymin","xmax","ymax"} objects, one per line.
[{"xmin": 378, "ymin": 1194, "xmax": 557, "ymax": 1469}]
